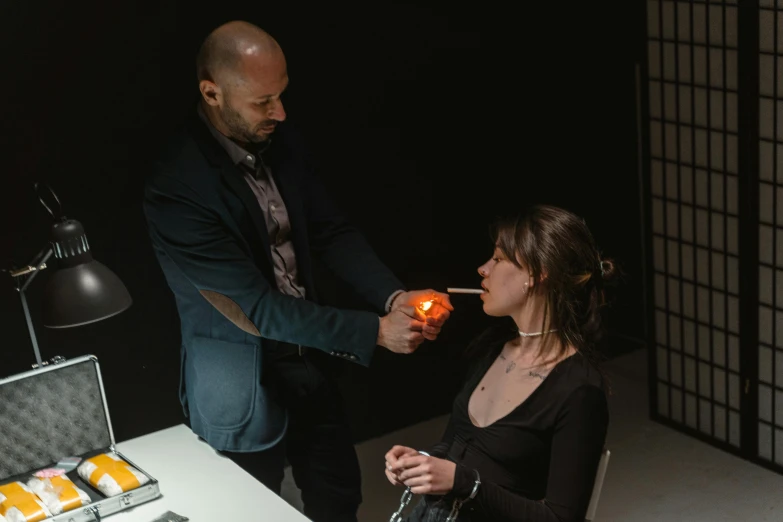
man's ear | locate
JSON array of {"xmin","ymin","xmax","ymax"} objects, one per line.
[{"xmin": 199, "ymin": 79, "xmax": 222, "ymax": 106}]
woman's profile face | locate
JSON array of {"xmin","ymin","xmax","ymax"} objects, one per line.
[{"xmin": 477, "ymin": 246, "xmax": 532, "ymax": 317}]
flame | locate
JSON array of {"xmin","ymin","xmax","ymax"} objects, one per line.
[{"xmin": 418, "ymin": 300, "xmax": 433, "ymax": 313}]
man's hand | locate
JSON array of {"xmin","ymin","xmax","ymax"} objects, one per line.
[
  {"xmin": 377, "ymin": 306, "xmax": 427, "ymax": 354},
  {"xmin": 388, "ymin": 453, "xmax": 457, "ymax": 496},
  {"xmin": 390, "ymin": 290, "xmax": 453, "ymax": 341}
]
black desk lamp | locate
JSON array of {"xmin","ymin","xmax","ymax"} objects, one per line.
[{"xmin": 4, "ymin": 183, "xmax": 132, "ymax": 368}]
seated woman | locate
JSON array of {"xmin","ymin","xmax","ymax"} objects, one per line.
[{"xmin": 385, "ymin": 204, "xmax": 618, "ymax": 522}]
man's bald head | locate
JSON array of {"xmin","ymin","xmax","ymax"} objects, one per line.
[
  {"xmin": 196, "ymin": 21, "xmax": 289, "ymax": 146},
  {"xmin": 196, "ymin": 21, "xmax": 282, "ymax": 85}
]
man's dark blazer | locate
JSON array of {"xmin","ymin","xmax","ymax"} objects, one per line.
[{"xmin": 143, "ymin": 111, "xmax": 404, "ymax": 452}]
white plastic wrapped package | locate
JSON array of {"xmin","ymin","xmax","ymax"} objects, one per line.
[
  {"xmin": 77, "ymin": 452, "xmax": 149, "ymax": 497},
  {"xmin": 27, "ymin": 474, "xmax": 91, "ymax": 515},
  {"xmin": 0, "ymin": 481, "xmax": 52, "ymax": 522}
]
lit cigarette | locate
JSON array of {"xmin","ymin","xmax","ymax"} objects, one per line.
[{"xmin": 447, "ymin": 288, "xmax": 484, "ymax": 294}]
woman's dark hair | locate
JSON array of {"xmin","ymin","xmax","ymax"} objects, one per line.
[{"xmin": 473, "ymin": 205, "xmax": 622, "ymax": 368}]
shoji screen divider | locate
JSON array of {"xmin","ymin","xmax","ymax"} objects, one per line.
[{"xmin": 641, "ymin": 0, "xmax": 783, "ymax": 474}]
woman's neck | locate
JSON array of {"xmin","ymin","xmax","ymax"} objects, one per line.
[
  {"xmin": 505, "ymin": 336, "xmax": 545, "ymax": 360},
  {"xmin": 504, "ymin": 336, "xmax": 575, "ymax": 368},
  {"xmin": 513, "ymin": 296, "xmax": 551, "ymax": 336},
  {"xmin": 508, "ymin": 296, "xmax": 570, "ymax": 365}
]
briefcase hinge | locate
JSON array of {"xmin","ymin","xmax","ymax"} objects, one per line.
[
  {"xmin": 85, "ymin": 505, "xmax": 102, "ymax": 522},
  {"xmin": 31, "ymin": 355, "xmax": 67, "ymax": 370}
]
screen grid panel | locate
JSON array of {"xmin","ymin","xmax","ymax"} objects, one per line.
[
  {"xmin": 758, "ymin": 0, "xmax": 783, "ymax": 465},
  {"xmin": 647, "ymin": 0, "xmax": 741, "ymax": 447}
]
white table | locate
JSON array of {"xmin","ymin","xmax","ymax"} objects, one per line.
[{"xmin": 108, "ymin": 424, "xmax": 310, "ymax": 522}]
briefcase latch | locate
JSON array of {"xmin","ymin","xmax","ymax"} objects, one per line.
[
  {"xmin": 120, "ymin": 492, "xmax": 134, "ymax": 507},
  {"xmin": 85, "ymin": 505, "xmax": 102, "ymax": 521}
]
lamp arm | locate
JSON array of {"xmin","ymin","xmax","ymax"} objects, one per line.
[
  {"xmin": 6, "ymin": 245, "xmax": 53, "ymax": 368},
  {"xmin": 17, "ymin": 246, "xmax": 53, "ymax": 292},
  {"xmin": 19, "ymin": 288, "xmax": 43, "ymax": 367}
]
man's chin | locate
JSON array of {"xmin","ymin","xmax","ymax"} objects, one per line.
[{"xmin": 246, "ymin": 133, "xmax": 271, "ymax": 145}]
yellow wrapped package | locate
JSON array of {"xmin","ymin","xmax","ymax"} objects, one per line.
[
  {"xmin": 0, "ymin": 482, "xmax": 52, "ymax": 522},
  {"xmin": 27, "ymin": 474, "xmax": 91, "ymax": 515},
  {"xmin": 77, "ymin": 452, "xmax": 149, "ymax": 497}
]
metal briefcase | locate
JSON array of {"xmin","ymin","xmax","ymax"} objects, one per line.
[{"xmin": 0, "ymin": 355, "xmax": 161, "ymax": 521}]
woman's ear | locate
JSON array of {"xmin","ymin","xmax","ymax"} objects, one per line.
[{"xmin": 531, "ymin": 271, "xmax": 547, "ymax": 288}]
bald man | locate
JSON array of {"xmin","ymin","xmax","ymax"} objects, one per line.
[{"xmin": 143, "ymin": 21, "xmax": 452, "ymax": 521}]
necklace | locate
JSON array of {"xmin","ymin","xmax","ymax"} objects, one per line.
[
  {"xmin": 498, "ymin": 353, "xmax": 554, "ymax": 375},
  {"xmin": 518, "ymin": 328, "xmax": 558, "ymax": 338}
]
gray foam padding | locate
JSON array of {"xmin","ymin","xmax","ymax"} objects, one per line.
[{"xmin": 0, "ymin": 359, "xmax": 112, "ymax": 480}]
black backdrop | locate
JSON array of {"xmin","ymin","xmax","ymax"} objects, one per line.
[{"xmin": 0, "ymin": 2, "xmax": 644, "ymax": 443}]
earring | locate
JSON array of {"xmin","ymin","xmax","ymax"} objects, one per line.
[{"xmin": 523, "ymin": 282, "xmax": 528, "ymax": 294}]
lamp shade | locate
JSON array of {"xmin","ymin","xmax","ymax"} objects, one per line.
[{"xmin": 41, "ymin": 218, "xmax": 132, "ymax": 328}]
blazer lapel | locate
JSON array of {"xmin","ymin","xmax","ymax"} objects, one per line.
[
  {"xmin": 220, "ymin": 165, "xmax": 274, "ymax": 269},
  {"xmin": 187, "ymin": 111, "xmax": 275, "ymax": 269}
]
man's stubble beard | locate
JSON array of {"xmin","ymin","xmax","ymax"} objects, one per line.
[{"xmin": 221, "ymin": 102, "xmax": 268, "ymax": 145}]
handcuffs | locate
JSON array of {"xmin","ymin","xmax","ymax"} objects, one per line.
[{"xmin": 388, "ymin": 451, "xmax": 481, "ymax": 522}]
